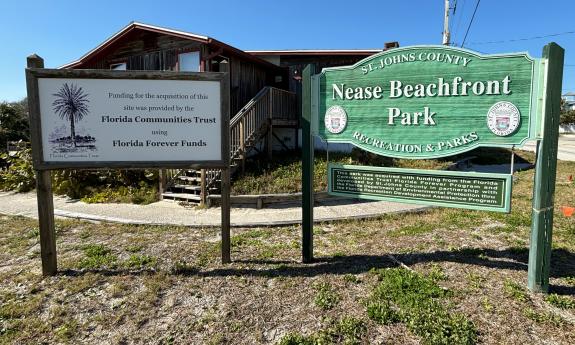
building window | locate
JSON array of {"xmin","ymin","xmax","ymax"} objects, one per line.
[
  {"xmin": 110, "ymin": 63, "xmax": 127, "ymax": 70},
  {"xmin": 178, "ymin": 51, "xmax": 200, "ymax": 72}
]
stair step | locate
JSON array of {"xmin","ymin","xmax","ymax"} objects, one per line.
[
  {"xmin": 161, "ymin": 193, "xmax": 201, "ymax": 202},
  {"xmin": 172, "ymin": 184, "xmax": 202, "ymax": 191},
  {"xmin": 178, "ymin": 176, "xmax": 201, "ymax": 183}
]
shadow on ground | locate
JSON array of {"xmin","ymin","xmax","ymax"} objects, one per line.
[{"xmin": 59, "ymin": 247, "xmax": 575, "ymax": 295}]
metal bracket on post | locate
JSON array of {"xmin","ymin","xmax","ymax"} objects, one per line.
[{"xmin": 510, "ymin": 146, "xmax": 515, "ymax": 176}]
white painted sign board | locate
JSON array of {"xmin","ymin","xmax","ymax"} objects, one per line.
[{"xmin": 37, "ymin": 78, "xmax": 222, "ymax": 162}]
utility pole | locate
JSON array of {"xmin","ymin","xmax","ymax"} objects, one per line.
[{"xmin": 442, "ymin": 0, "xmax": 450, "ymax": 45}]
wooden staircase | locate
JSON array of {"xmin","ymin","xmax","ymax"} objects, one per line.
[{"xmin": 162, "ymin": 86, "xmax": 297, "ymax": 204}]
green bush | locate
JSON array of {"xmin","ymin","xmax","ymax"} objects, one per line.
[
  {"xmin": 0, "ymin": 149, "xmax": 35, "ymax": 192},
  {"xmin": 560, "ymin": 109, "xmax": 575, "ymax": 125},
  {"xmin": 0, "ymin": 148, "xmax": 158, "ymax": 203},
  {"xmin": 0, "ymin": 100, "xmax": 29, "ymax": 149},
  {"xmin": 52, "ymin": 169, "xmax": 158, "ymax": 201}
]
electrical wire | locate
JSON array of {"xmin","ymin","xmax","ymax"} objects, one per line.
[
  {"xmin": 451, "ymin": 0, "xmax": 467, "ymax": 45},
  {"xmin": 461, "ymin": 0, "xmax": 481, "ymax": 48},
  {"xmin": 467, "ymin": 30, "xmax": 575, "ymax": 45}
]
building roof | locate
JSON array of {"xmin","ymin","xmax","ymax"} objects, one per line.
[
  {"xmin": 246, "ymin": 49, "xmax": 383, "ymax": 56},
  {"xmin": 60, "ymin": 22, "xmax": 280, "ymax": 70},
  {"xmin": 563, "ymin": 92, "xmax": 575, "ymax": 96}
]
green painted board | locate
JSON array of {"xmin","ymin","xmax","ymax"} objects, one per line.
[
  {"xmin": 328, "ymin": 164, "xmax": 512, "ymax": 213},
  {"xmin": 313, "ymin": 46, "xmax": 542, "ymax": 159}
]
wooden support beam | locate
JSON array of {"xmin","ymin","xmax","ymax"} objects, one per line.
[
  {"xmin": 528, "ymin": 43, "xmax": 564, "ymax": 293},
  {"xmin": 219, "ymin": 58, "xmax": 231, "ymax": 264},
  {"xmin": 272, "ymin": 131, "xmax": 291, "ymax": 151},
  {"xmin": 221, "ymin": 167, "xmax": 231, "ymax": 263},
  {"xmin": 36, "ymin": 170, "xmax": 57, "ymax": 275},
  {"xmin": 239, "ymin": 119, "xmax": 245, "ymax": 173},
  {"xmin": 267, "ymin": 90, "xmax": 273, "ymax": 160},
  {"xmin": 267, "ymin": 121, "xmax": 273, "ymax": 160},
  {"xmin": 203, "ymin": 48, "xmax": 224, "ymax": 61},
  {"xmin": 200, "ymin": 169, "xmax": 207, "ymax": 207},
  {"xmin": 158, "ymin": 169, "xmax": 166, "ymax": 200},
  {"xmin": 26, "ymin": 54, "xmax": 58, "ymax": 276}
]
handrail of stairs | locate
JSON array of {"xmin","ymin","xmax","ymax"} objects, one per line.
[{"xmin": 163, "ymin": 86, "xmax": 296, "ymax": 202}]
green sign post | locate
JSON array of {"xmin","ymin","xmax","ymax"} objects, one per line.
[
  {"xmin": 301, "ymin": 43, "xmax": 564, "ymax": 293},
  {"xmin": 528, "ymin": 43, "xmax": 564, "ymax": 293}
]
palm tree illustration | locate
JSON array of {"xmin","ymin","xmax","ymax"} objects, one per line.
[{"xmin": 52, "ymin": 83, "xmax": 89, "ymax": 147}]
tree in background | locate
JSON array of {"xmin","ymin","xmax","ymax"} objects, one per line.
[
  {"xmin": 560, "ymin": 97, "xmax": 575, "ymax": 125},
  {"xmin": 0, "ymin": 99, "xmax": 29, "ymax": 152}
]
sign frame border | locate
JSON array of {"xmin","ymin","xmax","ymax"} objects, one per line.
[{"xmin": 25, "ymin": 68, "xmax": 230, "ymax": 170}]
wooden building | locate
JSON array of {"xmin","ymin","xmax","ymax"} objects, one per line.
[
  {"xmin": 61, "ymin": 22, "xmax": 287, "ymax": 115},
  {"xmin": 61, "ymin": 22, "xmax": 398, "ymax": 202},
  {"xmin": 248, "ymin": 43, "xmax": 399, "ymax": 100}
]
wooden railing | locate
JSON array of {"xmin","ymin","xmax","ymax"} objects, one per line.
[
  {"xmin": 163, "ymin": 86, "xmax": 296, "ymax": 204},
  {"xmin": 269, "ymin": 87, "xmax": 298, "ymax": 122},
  {"xmin": 207, "ymin": 87, "xmax": 296, "ymax": 189}
]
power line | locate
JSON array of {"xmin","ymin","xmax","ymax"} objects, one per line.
[
  {"xmin": 452, "ymin": 0, "xmax": 467, "ymax": 45},
  {"xmin": 467, "ymin": 30, "xmax": 575, "ymax": 45},
  {"xmin": 461, "ymin": 0, "xmax": 481, "ymax": 48}
]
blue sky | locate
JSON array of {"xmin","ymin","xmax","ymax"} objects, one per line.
[{"xmin": 1, "ymin": 0, "xmax": 573, "ymax": 102}]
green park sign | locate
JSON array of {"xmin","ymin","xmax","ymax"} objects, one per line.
[
  {"xmin": 312, "ymin": 46, "xmax": 542, "ymax": 159},
  {"xmin": 302, "ymin": 43, "xmax": 565, "ymax": 293}
]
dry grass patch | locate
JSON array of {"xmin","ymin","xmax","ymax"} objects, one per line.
[{"xmin": 0, "ymin": 159, "xmax": 574, "ymax": 344}]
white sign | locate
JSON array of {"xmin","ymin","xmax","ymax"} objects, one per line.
[{"xmin": 37, "ymin": 78, "xmax": 221, "ymax": 162}]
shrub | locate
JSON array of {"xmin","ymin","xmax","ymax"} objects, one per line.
[
  {"xmin": 0, "ymin": 100, "xmax": 29, "ymax": 149},
  {"xmin": 560, "ymin": 109, "xmax": 575, "ymax": 125},
  {"xmin": 0, "ymin": 149, "xmax": 35, "ymax": 192},
  {"xmin": 0, "ymin": 148, "xmax": 158, "ymax": 203}
]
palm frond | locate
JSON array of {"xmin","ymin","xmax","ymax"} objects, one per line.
[{"xmin": 52, "ymin": 83, "xmax": 90, "ymax": 121}]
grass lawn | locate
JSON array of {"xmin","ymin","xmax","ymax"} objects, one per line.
[{"xmin": 0, "ymin": 159, "xmax": 574, "ymax": 344}]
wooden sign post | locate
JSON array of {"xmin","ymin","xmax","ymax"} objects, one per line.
[
  {"xmin": 302, "ymin": 43, "xmax": 564, "ymax": 293},
  {"xmin": 26, "ymin": 55, "xmax": 57, "ymax": 275},
  {"xmin": 25, "ymin": 56, "xmax": 232, "ymax": 274}
]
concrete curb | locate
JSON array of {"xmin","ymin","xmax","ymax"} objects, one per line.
[{"xmin": 52, "ymin": 206, "xmax": 429, "ymax": 228}]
